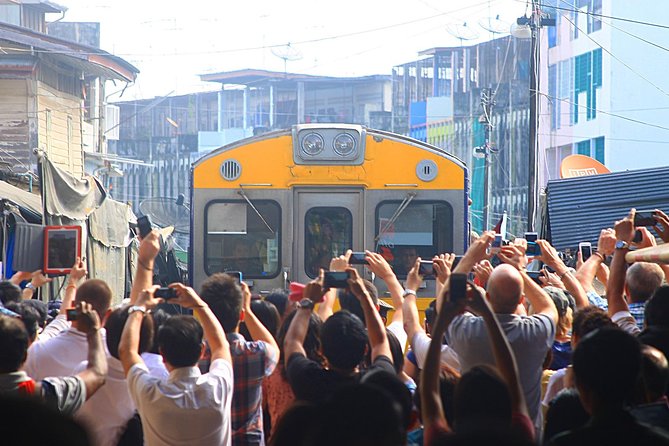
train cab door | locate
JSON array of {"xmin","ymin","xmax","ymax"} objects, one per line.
[{"xmin": 293, "ymin": 188, "xmax": 364, "ymax": 285}]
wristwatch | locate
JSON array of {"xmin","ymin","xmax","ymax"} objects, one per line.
[
  {"xmin": 298, "ymin": 299, "xmax": 314, "ymax": 311},
  {"xmin": 25, "ymin": 283, "xmax": 35, "ymax": 291},
  {"xmin": 403, "ymin": 289, "xmax": 417, "ymax": 297},
  {"xmin": 127, "ymin": 305, "xmax": 147, "ymax": 315},
  {"xmin": 615, "ymin": 240, "xmax": 630, "ymax": 250}
]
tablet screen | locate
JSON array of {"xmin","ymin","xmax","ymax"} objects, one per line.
[{"xmin": 45, "ymin": 227, "xmax": 80, "ymax": 272}]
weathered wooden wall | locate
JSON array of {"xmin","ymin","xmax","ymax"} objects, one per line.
[{"xmin": 0, "ymin": 79, "xmax": 32, "ymax": 172}]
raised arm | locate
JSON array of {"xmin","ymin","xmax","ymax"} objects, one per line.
[
  {"xmin": 21, "ymin": 270, "xmax": 52, "ymax": 300},
  {"xmin": 240, "ymin": 282, "xmax": 279, "ymax": 359},
  {"xmin": 467, "ymin": 284, "xmax": 528, "ymax": 418},
  {"xmin": 367, "ymin": 250, "xmax": 404, "ymax": 325},
  {"xmin": 537, "ymin": 240, "xmax": 589, "ymax": 309},
  {"xmin": 452, "ymin": 231, "xmax": 494, "ymax": 277},
  {"xmin": 575, "ymin": 229, "xmax": 614, "ymax": 295},
  {"xmin": 74, "ymin": 301, "xmax": 107, "ymax": 398},
  {"xmin": 316, "ymin": 251, "xmax": 353, "ymax": 321},
  {"xmin": 129, "ymin": 231, "xmax": 160, "ymax": 304},
  {"xmin": 498, "ymin": 244, "xmax": 558, "ymax": 325},
  {"xmin": 402, "ymin": 258, "xmax": 424, "ymax": 343},
  {"xmin": 171, "ymin": 283, "xmax": 231, "ymax": 363},
  {"xmin": 347, "ymin": 267, "xmax": 391, "ymax": 362},
  {"xmin": 420, "ymin": 289, "xmax": 465, "ymax": 435},
  {"xmin": 433, "ymin": 253, "xmax": 455, "ymax": 307},
  {"xmin": 608, "ymin": 210, "xmax": 635, "ymax": 317},
  {"xmin": 57, "ymin": 258, "xmax": 87, "ymax": 317},
  {"xmin": 285, "ymin": 272, "xmax": 325, "ymax": 363}
]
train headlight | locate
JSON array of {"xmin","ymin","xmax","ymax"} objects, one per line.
[
  {"xmin": 301, "ymin": 132, "xmax": 325, "ymax": 156},
  {"xmin": 333, "ymin": 133, "xmax": 356, "ymax": 156}
]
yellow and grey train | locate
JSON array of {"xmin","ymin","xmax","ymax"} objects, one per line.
[{"xmin": 189, "ymin": 124, "xmax": 469, "ymax": 306}]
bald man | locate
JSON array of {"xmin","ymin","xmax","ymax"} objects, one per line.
[
  {"xmin": 626, "ymin": 262, "xmax": 665, "ymax": 330},
  {"xmin": 445, "ymin": 263, "xmax": 558, "ymax": 433}
]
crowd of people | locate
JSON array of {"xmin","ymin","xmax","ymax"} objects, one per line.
[{"xmin": 2, "ymin": 208, "xmax": 669, "ymax": 445}]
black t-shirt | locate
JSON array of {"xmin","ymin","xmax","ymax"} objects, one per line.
[{"xmin": 286, "ymin": 353, "xmax": 395, "ymax": 404}]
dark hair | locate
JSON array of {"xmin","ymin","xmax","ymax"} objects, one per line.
[
  {"xmin": 337, "ymin": 280, "xmax": 378, "ymax": 325},
  {"xmin": 454, "ymin": 365, "xmax": 511, "ymax": 432},
  {"xmin": 149, "ymin": 308, "xmax": 171, "ymax": 354},
  {"xmin": 0, "ymin": 282, "xmax": 22, "ymax": 305},
  {"xmin": 425, "ymin": 300, "xmax": 437, "ymax": 331},
  {"xmin": 21, "ymin": 300, "xmax": 48, "ymax": 328},
  {"xmin": 157, "ymin": 316, "xmax": 204, "ymax": 368},
  {"xmin": 320, "ymin": 310, "xmax": 367, "ymax": 371},
  {"xmin": 4, "ymin": 302, "xmax": 40, "ymax": 342},
  {"xmin": 645, "ymin": 285, "xmax": 669, "ymax": 327},
  {"xmin": 572, "ymin": 306, "xmax": 616, "ymax": 340},
  {"xmin": 573, "ymin": 328, "xmax": 641, "ymax": 405},
  {"xmin": 0, "ymin": 316, "xmax": 29, "ymax": 373},
  {"xmin": 636, "ymin": 345, "xmax": 669, "ymax": 404},
  {"xmin": 386, "ymin": 329, "xmax": 403, "ymax": 375},
  {"xmin": 265, "ymin": 289, "xmax": 289, "ymax": 319},
  {"xmin": 414, "ymin": 365, "xmax": 459, "ymax": 425},
  {"xmin": 240, "ymin": 300, "xmax": 280, "ymax": 340},
  {"xmin": 269, "ymin": 402, "xmax": 320, "ymax": 446},
  {"xmin": 75, "ymin": 279, "xmax": 112, "ymax": 319},
  {"xmin": 199, "ymin": 273, "xmax": 243, "ymax": 332},
  {"xmin": 277, "ymin": 309, "xmax": 322, "ymax": 376},
  {"xmin": 361, "ymin": 369, "xmax": 413, "ymax": 430},
  {"xmin": 105, "ymin": 306, "xmax": 154, "ymax": 360},
  {"xmin": 320, "ymin": 383, "xmax": 405, "ymax": 446}
]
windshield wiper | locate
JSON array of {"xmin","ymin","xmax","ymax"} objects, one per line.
[
  {"xmin": 237, "ymin": 189, "xmax": 275, "ymax": 234},
  {"xmin": 375, "ymin": 192, "xmax": 417, "ymax": 243}
]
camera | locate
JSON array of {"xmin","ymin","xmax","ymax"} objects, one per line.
[
  {"xmin": 349, "ymin": 252, "xmax": 368, "ymax": 265},
  {"xmin": 324, "ymin": 271, "xmax": 349, "ymax": 289},
  {"xmin": 137, "ymin": 215, "xmax": 153, "ymax": 238},
  {"xmin": 526, "ymin": 242, "xmax": 541, "ymax": 257},
  {"xmin": 66, "ymin": 308, "xmax": 77, "ymax": 321},
  {"xmin": 579, "ymin": 242, "xmax": 592, "ymax": 262},
  {"xmin": 634, "ymin": 210, "xmax": 657, "ymax": 227},
  {"xmin": 155, "ymin": 287, "xmax": 177, "ymax": 300},
  {"xmin": 449, "ymin": 273, "xmax": 467, "ymax": 302}
]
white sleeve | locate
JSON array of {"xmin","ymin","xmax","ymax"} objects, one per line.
[
  {"xmin": 410, "ymin": 332, "xmax": 432, "ymax": 368},
  {"xmin": 39, "ymin": 314, "xmax": 70, "ymax": 341},
  {"xmin": 126, "ymin": 362, "xmax": 154, "ymax": 412},
  {"xmin": 612, "ymin": 311, "xmax": 641, "ymax": 336},
  {"xmin": 387, "ymin": 320, "xmax": 408, "ymax": 353}
]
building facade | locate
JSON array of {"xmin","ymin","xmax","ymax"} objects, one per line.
[
  {"xmin": 392, "ymin": 36, "xmax": 532, "ymax": 236},
  {"xmin": 542, "ymin": 0, "xmax": 669, "ymax": 182}
]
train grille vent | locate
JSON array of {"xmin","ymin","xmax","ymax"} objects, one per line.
[
  {"xmin": 220, "ymin": 159, "xmax": 241, "ymax": 181},
  {"xmin": 416, "ymin": 160, "xmax": 438, "ymax": 182}
]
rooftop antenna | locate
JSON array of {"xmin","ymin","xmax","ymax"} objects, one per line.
[
  {"xmin": 479, "ymin": 15, "xmax": 510, "ymax": 38},
  {"xmin": 445, "ymin": 22, "xmax": 480, "ymax": 47},
  {"xmin": 271, "ymin": 43, "xmax": 303, "ymax": 74}
]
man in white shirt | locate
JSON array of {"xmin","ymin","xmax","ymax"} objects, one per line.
[
  {"xmin": 75, "ymin": 304, "xmax": 155, "ymax": 446},
  {"xmin": 25, "ymin": 275, "xmax": 112, "ymax": 380},
  {"xmin": 119, "ymin": 283, "xmax": 233, "ymax": 446}
]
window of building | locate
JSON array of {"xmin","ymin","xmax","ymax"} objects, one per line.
[
  {"xmin": 587, "ymin": 0, "xmax": 602, "ymax": 33},
  {"xmin": 375, "ymin": 201, "xmax": 453, "ymax": 278},
  {"xmin": 594, "ymin": 136, "xmax": 605, "ymax": 163},
  {"xmin": 576, "ymin": 140, "xmax": 590, "ymax": 155},
  {"xmin": 205, "ymin": 201, "xmax": 280, "ymax": 278},
  {"xmin": 549, "ymin": 64, "xmax": 558, "ymax": 130},
  {"xmin": 304, "ymin": 207, "xmax": 352, "ymax": 278}
]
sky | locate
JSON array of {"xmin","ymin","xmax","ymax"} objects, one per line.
[{"xmin": 52, "ymin": 0, "xmax": 529, "ymax": 101}]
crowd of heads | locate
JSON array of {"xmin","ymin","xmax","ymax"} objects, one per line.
[{"xmin": 1, "ymin": 209, "xmax": 669, "ymax": 445}]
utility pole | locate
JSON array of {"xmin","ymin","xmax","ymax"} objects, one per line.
[
  {"xmin": 524, "ymin": 0, "xmax": 554, "ymax": 231},
  {"xmin": 480, "ymin": 88, "xmax": 495, "ymax": 231}
]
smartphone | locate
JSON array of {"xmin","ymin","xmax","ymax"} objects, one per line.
[
  {"xmin": 579, "ymin": 242, "xmax": 592, "ymax": 262},
  {"xmin": 349, "ymin": 252, "xmax": 369, "ymax": 265},
  {"xmin": 66, "ymin": 308, "xmax": 77, "ymax": 321},
  {"xmin": 634, "ymin": 210, "xmax": 657, "ymax": 227},
  {"xmin": 633, "ymin": 229, "xmax": 643, "ymax": 244},
  {"xmin": 526, "ymin": 271, "xmax": 543, "ymax": 285},
  {"xmin": 226, "ymin": 271, "xmax": 243, "ymax": 284},
  {"xmin": 137, "ymin": 215, "xmax": 153, "ymax": 238},
  {"xmin": 524, "ymin": 232, "xmax": 538, "ymax": 242},
  {"xmin": 452, "ymin": 255, "xmax": 464, "ymax": 269},
  {"xmin": 449, "ymin": 273, "xmax": 467, "ymax": 302},
  {"xmin": 543, "ymin": 265, "xmax": 556, "ymax": 274},
  {"xmin": 490, "ymin": 234, "xmax": 503, "ymax": 253},
  {"xmin": 155, "ymin": 287, "xmax": 177, "ymax": 300},
  {"xmin": 324, "ymin": 271, "xmax": 349, "ymax": 289},
  {"xmin": 526, "ymin": 242, "xmax": 541, "ymax": 257},
  {"xmin": 419, "ymin": 260, "xmax": 435, "ymax": 278}
]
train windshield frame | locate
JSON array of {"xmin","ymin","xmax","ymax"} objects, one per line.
[
  {"xmin": 304, "ymin": 206, "xmax": 353, "ymax": 279},
  {"xmin": 375, "ymin": 200, "xmax": 454, "ymax": 278},
  {"xmin": 203, "ymin": 200, "xmax": 281, "ymax": 279}
]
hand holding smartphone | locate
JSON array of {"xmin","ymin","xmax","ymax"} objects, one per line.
[
  {"xmin": 578, "ymin": 242, "xmax": 592, "ymax": 262},
  {"xmin": 323, "ymin": 271, "xmax": 349, "ymax": 288},
  {"xmin": 418, "ymin": 260, "xmax": 435, "ymax": 278},
  {"xmin": 137, "ymin": 215, "xmax": 153, "ymax": 238},
  {"xmin": 348, "ymin": 251, "xmax": 368, "ymax": 265}
]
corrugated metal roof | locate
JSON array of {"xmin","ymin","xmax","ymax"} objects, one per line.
[{"xmin": 546, "ymin": 167, "xmax": 669, "ymax": 251}]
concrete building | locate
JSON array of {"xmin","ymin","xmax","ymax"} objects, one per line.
[
  {"xmin": 392, "ymin": 36, "xmax": 532, "ymax": 236},
  {"xmin": 0, "ymin": 0, "xmax": 138, "ymax": 181},
  {"xmin": 542, "ymin": 0, "xmax": 669, "ymax": 183}
]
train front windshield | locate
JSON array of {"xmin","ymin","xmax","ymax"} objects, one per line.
[
  {"xmin": 205, "ymin": 200, "xmax": 281, "ymax": 278},
  {"xmin": 375, "ymin": 201, "xmax": 454, "ymax": 278}
]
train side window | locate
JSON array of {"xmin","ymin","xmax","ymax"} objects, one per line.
[
  {"xmin": 375, "ymin": 201, "xmax": 453, "ymax": 278},
  {"xmin": 304, "ymin": 207, "xmax": 352, "ymax": 278},
  {"xmin": 204, "ymin": 200, "xmax": 280, "ymax": 279}
]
